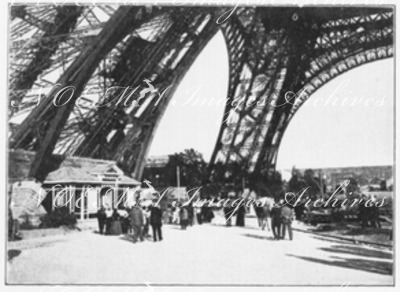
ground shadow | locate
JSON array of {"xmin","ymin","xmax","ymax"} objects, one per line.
[
  {"xmin": 310, "ymin": 235, "xmax": 356, "ymax": 245},
  {"xmin": 344, "ymin": 227, "xmax": 391, "ymax": 236},
  {"xmin": 320, "ymin": 245, "xmax": 393, "ymax": 260},
  {"xmin": 287, "ymin": 253, "xmax": 392, "ymax": 275},
  {"xmin": 93, "ymin": 230, "xmax": 123, "ymax": 236},
  {"xmin": 8, "ymin": 249, "xmax": 21, "ymax": 261},
  {"xmin": 119, "ymin": 234, "xmax": 134, "ymax": 243},
  {"xmin": 241, "ymin": 233, "xmax": 275, "ymax": 241},
  {"xmin": 118, "ymin": 234, "xmax": 153, "ymax": 243}
]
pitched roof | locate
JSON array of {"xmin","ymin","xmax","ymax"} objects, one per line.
[
  {"xmin": 90, "ymin": 163, "xmax": 123, "ymax": 175},
  {"xmin": 44, "ymin": 166, "xmax": 140, "ymax": 186},
  {"xmin": 45, "ymin": 166, "xmax": 99, "ymax": 184}
]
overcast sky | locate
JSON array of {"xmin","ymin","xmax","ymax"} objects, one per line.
[{"xmin": 149, "ymin": 31, "xmax": 394, "ymax": 171}]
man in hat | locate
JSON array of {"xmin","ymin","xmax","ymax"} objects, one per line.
[
  {"xmin": 270, "ymin": 199, "xmax": 282, "ymax": 240},
  {"xmin": 96, "ymin": 206, "xmax": 107, "ymax": 235},
  {"xmin": 281, "ymin": 201, "xmax": 295, "ymax": 240},
  {"xmin": 150, "ymin": 200, "xmax": 163, "ymax": 242},
  {"xmin": 129, "ymin": 202, "xmax": 144, "ymax": 243}
]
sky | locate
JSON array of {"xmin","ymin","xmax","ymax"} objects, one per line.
[{"xmin": 148, "ymin": 31, "xmax": 394, "ymax": 171}]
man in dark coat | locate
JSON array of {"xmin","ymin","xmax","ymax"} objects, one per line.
[
  {"xmin": 235, "ymin": 204, "xmax": 246, "ymax": 227},
  {"xmin": 150, "ymin": 202, "xmax": 163, "ymax": 242},
  {"xmin": 270, "ymin": 200, "xmax": 282, "ymax": 240},
  {"xmin": 97, "ymin": 207, "xmax": 107, "ymax": 235},
  {"xmin": 129, "ymin": 204, "xmax": 144, "ymax": 243},
  {"xmin": 180, "ymin": 206, "xmax": 189, "ymax": 230}
]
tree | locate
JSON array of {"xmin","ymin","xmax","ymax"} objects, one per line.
[
  {"xmin": 248, "ymin": 169, "xmax": 283, "ymax": 199},
  {"xmin": 165, "ymin": 148, "xmax": 208, "ymax": 190},
  {"xmin": 210, "ymin": 161, "xmax": 247, "ymax": 188}
]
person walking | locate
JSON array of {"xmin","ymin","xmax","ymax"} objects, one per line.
[
  {"xmin": 180, "ymin": 206, "xmax": 189, "ymax": 230},
  {"xmin": 129, "ymin": 204, "xmax": 144, "ymax": 243},
  {"xmin": 119, "ymin": 207, "xmax": 129, "ymax": 234},
  {"xmin": 105, "ymin": 206, "xmax": 113, "ymax": 235},
  {"xmin": 110, "ymin": 209, "xmax": 122, "ymax": 235},
  {"xmin": 235, "ymin": 203, "xmax": 246, "ymax": 227},
  {"xmin": 223, "ymin": 198, "xmax": 234, "ymax": 227},
  {"xmin": 270, "ymin": 200, "xmax": 282, "ymax": 240},
  {"xmin": 125, "ymin": 206, "xmax": 132, "ymax": 234},
  {"xmin": 262, "ymin": 201, "xmax": 271, "ymax": 231},
  {"xmin": 150, "ymin": 202, "xmax": 163, "ymax": 242},
  {"xmin": 96, "ymin": 206, "xmax": 107, "ymax": 235},
  {"xmin": 255, "ymin": 202, "xmax": 265, "ymax": 229},
  {"xmin": 195, "ymin": 205, "xmax": 203, "ymax": 224},
  {"xmin": 142, "ymin": 206, "xmax": 151, "ymax": 237},
  {"xmin": 187, "ymin": 203, "xmax": 194, "ymax": 227},
  {"xmin": 281, "ymin": 203, "xmax": 295, "ymax": 240},
  {"xmin": 173, "ymin": 206, "xmax": 180, "ymax": 225}
]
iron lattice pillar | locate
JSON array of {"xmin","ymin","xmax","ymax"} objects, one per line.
[
  {"xmin": 9, "ymin": 6, "xmax": 393, "ymax": 183},
  {"xmin": 209, "ymin": 7, "xmax": 393, "ymax": 184}
]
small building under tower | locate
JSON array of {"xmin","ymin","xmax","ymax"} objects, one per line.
[{"xmin": 41, "ymin": 163, "xmax": 140, "ymax": 220}]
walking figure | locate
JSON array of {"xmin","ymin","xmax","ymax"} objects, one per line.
[
  {"xmin": 255, "ymin": 202, "xmax": 265, "ymax": 229},
  {"xmin": 105, "ymin": 206, "xmax": 113, "ymax": 235},
  {"xmin": 180, "ymin": 206, "xmax": 189, "ymax": 230},
  {"xmin": 129, "ymin": 204, "xmax": 144, "ymax": 243},
  {"xmin": 270, "ymin": 200, "xmax": 282, "ymax": 240},
  {"xmin": 96, "ymin": 206, "xmax": 106, "ymax": 235},
  {"xmin": 142, "ymin": 206, "xmax": 151, "ymax": 237},
  {"xmin": 281, "ymin": 204, "xmax": 295, "ymax": 240},
  {"xmin": 150, "ymin": 201, "xmax": 163, "ymax": 242}
]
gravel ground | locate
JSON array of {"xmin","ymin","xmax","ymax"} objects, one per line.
[{"xmin": 7, "ymin": 220, "xmax": 393, "ymax": 285}]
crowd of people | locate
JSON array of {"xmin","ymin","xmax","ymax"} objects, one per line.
[
  {"xmin": 96, "ymin": 192, "xmax": 387, "ymax": 243},
  {"xmin": 96, "ymin": 200, "xmax": 216, "ymax": 242},
  {"xmin": 253, "ymin": 198, "xmax": 295, "ymax": 240},
  {"xmin": 96, "ymin": 200, "xmax": 163, "ymax": 242}
]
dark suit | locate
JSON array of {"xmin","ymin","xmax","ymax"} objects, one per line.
[
  {"xmin": 150, "ymin": 206, "xmax": 163, "ymax": 241},
  {"xmin": 270, "ymin": 204, "xmax": 282, "ymax": 239},
  {"xmin": 97, "ymin": 208, "xmax": 107, "ymax": 235}
]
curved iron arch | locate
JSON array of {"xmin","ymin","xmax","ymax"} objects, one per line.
[
  {"xmin": 270, "ymin": 42, "xmax": 393, "ymax": 171},
  {"xmin": 8, "ymin": 6, "xmax": 394, "ymax": 182}
]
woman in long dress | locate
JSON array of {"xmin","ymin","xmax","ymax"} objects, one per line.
[{"xmin": 110, "ymin": 209, "xmax": 122, "ymax": 235}]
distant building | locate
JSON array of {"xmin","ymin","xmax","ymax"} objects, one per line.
[{"xmin": 287, "ymin": 165, "xmax": 393, "ymax": 189}]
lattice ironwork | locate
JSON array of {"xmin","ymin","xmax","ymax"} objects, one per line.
[{"xmin": 8, "ymin": 6, "xmax": 393, "ymax": 182}]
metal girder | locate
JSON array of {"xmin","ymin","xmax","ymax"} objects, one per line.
[
  {"xmin": 10, "ymin": 6, "xmax": 157, "ymax": 180},
  {"xmin": 9, "ymin": 6, "xmax": 393, "ymax": 183},
  {"xmin": 9, "ymin": 6, "xmax": 118, "ymax": 120},
  {"xmin": 61, "ymin": 8, "xmax": 221, "ymax": 179},
  {"xmin": 115, "ymin": 11, "xmax": 221, "ymax": 179},
  {"xmin": 209, "ymin": 7, "xmax": 393, "ymax": 180},
  {"xmin": 9, "ymin": 6, "xmax": 84, "ymax": 117}
]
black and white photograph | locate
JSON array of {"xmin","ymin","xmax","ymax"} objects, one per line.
[{"xmin": 3, "ymin": 0, "xmax": 397, "ymax": 289}]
